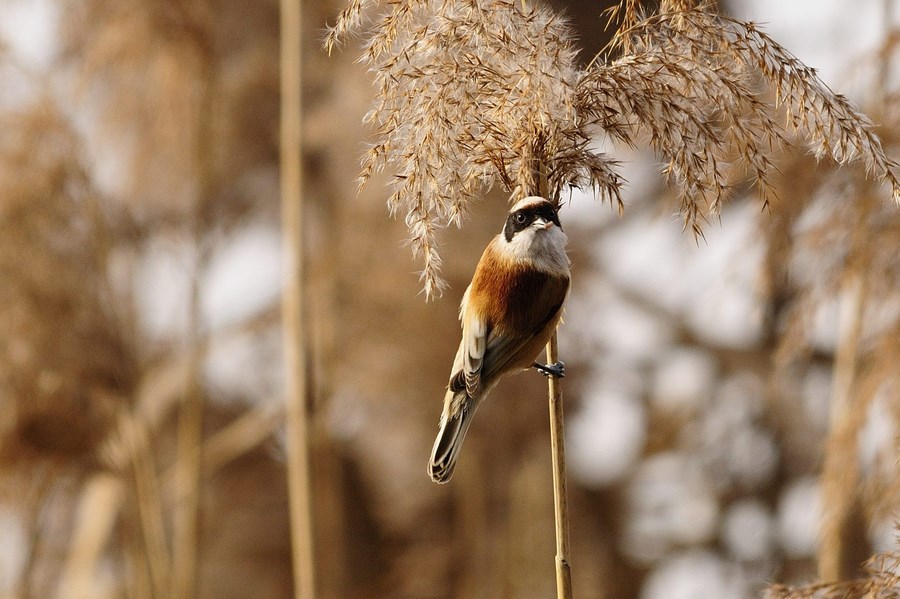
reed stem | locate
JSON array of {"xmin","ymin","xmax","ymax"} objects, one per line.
[
  {"xmin": 545, "ymin": 333, "xmax": 573, "ymax": 599},
  {"xmin": 280, "ymin": 0, "xmax": 317, "ymax": 596},
  {"xmin": 538, "ymin": 166, "xmax": 573, "ymax": 599}
]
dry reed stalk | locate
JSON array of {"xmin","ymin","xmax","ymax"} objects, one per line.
[
  {"xmin": 133, "ymin": 432, "xmax": 171, "ymax": 598},
  {"xmin": 817, "ymin": 3, "xmax": 895, "ymax": 580},
  {"xmin": 172, "ymin": 359, "xmax": 204, "ymax": 599},
  {"xmin": 811, "ymin": 191, "xmax": 876, "ymax": 586},
  {"xmin": 104, "ymin": 407, "xmax": 172, "ymax": 598},
  {"xmin": 818, "ymin": 271, "xmax": 868, "ymax": 581},
  {"xmin": 545, "ymin": 333, "xmax": 572, "ymax": 599},
  {"xmin": 93, "ymin": 314, "xmax": 279, "ymax": 598},
  {"xmin": 56, "ymin": 474, "xmax": 125, "ymax": 599},
  {"xmin": 535, "ymin": 164, "xmax": 573, "ymax": 599},
  {"xmin": 16, "ymin": 467, "xmax": 56, "ymax": 599},
  {"xmin": 129, "ymin": 424, "xmax": 172, "ymax": 597},
  {"xmin": 162, "ymin": 402, "xmax": 285, "ymax": 500},
  {"xmin": 172, "ymin": 52, "xmax": 218, "ymax": 599},
  {"xmin": 57, "ymin": 401, "xmax": 284, "ymax": 599},
  {"xmin": 124, "ymin": 534, "xmax": 153, "ymax": 599},
  {"xmin": 281, "ymin": 0, "xmax": 316, "ymax": 597}
]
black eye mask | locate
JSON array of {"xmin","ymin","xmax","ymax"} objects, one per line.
[{"xmin": 504, "ymin": 203, "xmax": 561, "ymax": 242}]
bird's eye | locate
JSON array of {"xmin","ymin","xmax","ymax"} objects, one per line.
[{"xmin": 515, "ymin": 213, "xmax": 527, "ymax": 224}]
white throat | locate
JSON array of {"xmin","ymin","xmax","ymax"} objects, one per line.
[{"xmin": 500, "ymin": 224, "xmax": 569, "ymax": 276}]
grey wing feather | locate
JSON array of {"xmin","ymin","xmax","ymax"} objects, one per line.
[
  {"xmin": 460, "ymin": 286, "xmax": 488, "ymax": 397},
  {"xmin": 446, "ymin": 286, "xmax": 487, "ymax": 409}
]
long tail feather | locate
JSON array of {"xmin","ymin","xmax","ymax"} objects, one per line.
[{"xmin": 428, "ymin": 391, "xmax": 474, "ymax": 483}]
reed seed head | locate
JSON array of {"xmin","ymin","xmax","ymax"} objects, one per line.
[{"xmin": 328, "ymin": 0, "xmax": 900, "ymax": 298}]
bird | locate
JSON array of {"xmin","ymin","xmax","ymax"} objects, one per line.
[{"xmin": 428, "ymin": 196, "xmax": 570, "ymax": 484}]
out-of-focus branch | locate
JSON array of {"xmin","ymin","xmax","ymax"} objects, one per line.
[
  {"xmin": 60, "ymin": 304, "xmax": 282, "ymax": 599},
  {"xmin": 818, "ymin": 192, "xmax": 875, "ymax": 582},
  {"xmin": 162, "ymin": 401, "xmax": 285, "ymax": 500},
  {"xmin": 56, "ymin": 401, "xmax": 284, "ymax": 599},
  {"xmin": 172, "ymin": 22, "xmax": 218, "ymax": 596},
  {"xmin": 133, "ymin": 430, "xmax": 170, "ymax": 598},
  {"xmin": 280, "ymin": 0, "xmax": 317, "ymax": 596},
  {"xmin": 818, "ymin": 273, "xmax": 868, "ymax": 581},
  {"xmin": 56, "ymin": 474, "xmax": 125, "ymax": 599}
]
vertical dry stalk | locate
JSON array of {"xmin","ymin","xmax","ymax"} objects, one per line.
[
  {"xmin": 134, "ymin": 434, "xmax": 171, "ymax": 598},
  {"xmin": 172, "ymin": 375, "xmax": 203, "ymax": 599},
  {"xmin": 172, "ymin": 51, "xmax": 217, "ymax": 599},
  {"xmin": 817, "ymin": 3, "xmax": 894, "ymax": 580},
  {"xmin": 281, "ymin": 0, "xmax": 317, "ymax": 597},
  {"xmin": 172, "ymin": 293, "xmax": 205, "ymax": 599},
  {"xmin": 16, "ymin": 467, "xmax": 55, "ymax": 599},
  {"xmin": 818, "ymin": 271, "xmax": 868, "ymax": 581},
  {"xmin": 545, "ymin": 334, "xmax": 573, "ymax": 599},
  {"xmin": 56, "ymin": 474, "xmax": 124, "ymax": 599},
  {"xmin": 537, "ymin": 165, "xmax": 573, "ymax": 599}
]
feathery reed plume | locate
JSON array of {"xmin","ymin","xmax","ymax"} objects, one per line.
[
  {"xmin": 759, "ymin": 21, "xmax": 900, "ymax": 581},
  {"xmin": 327, "ymin": 0, "xmax": 623, "ymax": 297},
  {"xmin": 327, "ymin": 0, "xmax": 899, "ymax": 297},
  {"xmin": 770, "ymin": 133, "xmax": 900, "ymax": 583},
  {"xmin": 765, "ymin": 544, "xmax": 900, "ymax": 598}
]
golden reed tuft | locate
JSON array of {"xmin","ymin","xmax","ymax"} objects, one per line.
[{"xmin": 327, "ymin": 0, "xmax": 900, "ymax": 299}]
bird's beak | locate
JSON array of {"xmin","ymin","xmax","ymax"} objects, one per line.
[{"xmin": 533, "ymin": 217, "xmax": 554, "ymax": 230}]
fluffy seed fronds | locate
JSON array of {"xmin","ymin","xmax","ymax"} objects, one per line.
[
  {"xmin": 328, "ymin": 0, "xmax": 900, "ymax": 297},
  {"xmin": 765, "ymin": 547, "xmax": 900, "ymax": 598},
  {"xmin": 331, "ymin": 0, "xmax": 622, "ymax": 296}
]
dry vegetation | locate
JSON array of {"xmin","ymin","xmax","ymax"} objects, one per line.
[
  {"xmin": 0, "ymin": 0, "xmax": 898, "ymax": 598},
  {"xmin": 327, "ymin": 0, "xmax": 899, "ymax": 297},
  {"xmin": 761, "ymin": 42, "xmax": 900, "ymax": 586}
]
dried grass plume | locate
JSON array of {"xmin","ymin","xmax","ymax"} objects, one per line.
[{"xmin": 327, "ymin": 0, "xmax": 900, "ymax": 298}]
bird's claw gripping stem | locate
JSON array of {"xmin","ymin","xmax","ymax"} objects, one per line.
[{"xmin": 533, "ymin": 360, "xmax": 565, "ymax": 379}]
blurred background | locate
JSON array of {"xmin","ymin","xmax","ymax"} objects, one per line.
[{"xmin": 0, "ymin": 0, "xmax": 898, "ymax": 598}]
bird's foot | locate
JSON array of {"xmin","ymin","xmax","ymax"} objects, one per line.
[{"xmin": 533, "ymin": 360, "xmax": 565, "ymax": 379}]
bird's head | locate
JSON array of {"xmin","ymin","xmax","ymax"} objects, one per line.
[{"xmin": 499, "ymin": 196, "xmax": 569, "ymax": 275}]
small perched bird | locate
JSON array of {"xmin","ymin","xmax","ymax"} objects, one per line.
[{"xmin": 428, "ymin": 196, "xmax": 570, "ymax": 483}]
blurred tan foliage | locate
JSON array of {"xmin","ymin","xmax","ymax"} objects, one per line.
[
  {"xmin": 0, "ymin": 100, "xmax": 131, "ymax": 464},
  {"xmin": 0, "ymin": 0, "xmax": 897, "ymax": 598}
]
